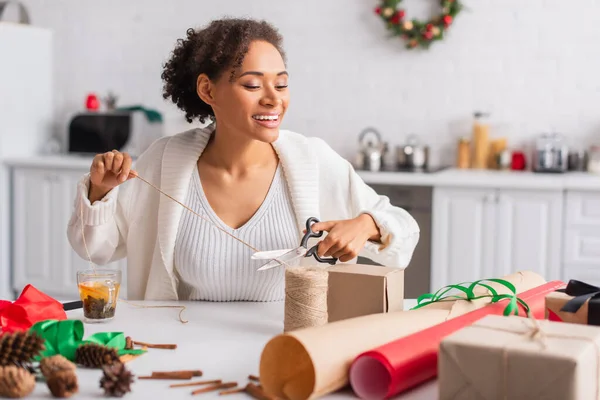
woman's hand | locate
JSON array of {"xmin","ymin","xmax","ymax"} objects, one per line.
[
  {"xmin": 309, "ymin": 214, "xmax": 381, "ymax": 262},
  {"xmin": 88, "ymin": 150, "xmax": 136, "ymax": 203}
]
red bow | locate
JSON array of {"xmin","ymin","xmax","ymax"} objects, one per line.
[{"xmin": 0, "ymin": 284, "xmax": 67, "ymax": 334}]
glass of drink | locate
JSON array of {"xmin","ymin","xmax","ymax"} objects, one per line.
[{"xmin": 76, "ymin": 268, "xmax": 121, "ymax": 323}]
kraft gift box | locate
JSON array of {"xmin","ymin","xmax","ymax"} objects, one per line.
[
  {"xmin": 326, "ymin": 264, "xmax": 404, "ymax": 323},
  {"xmin": 545, "ymin": 279, "xmax": 600, "ymax": 326},
  {"xmin": 439, "ymin": 314, "xmax": 600, "ymax": 400}
]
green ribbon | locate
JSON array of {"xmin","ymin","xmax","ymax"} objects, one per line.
[
  {"xmin": 29, "ymin": 319, "xmax": 146, "ymax": 362},
  {"xmin": 411, "ymin": 278, "xmax": 530, "ymax": 316}
]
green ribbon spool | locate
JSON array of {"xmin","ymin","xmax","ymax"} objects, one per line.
[
  {"xmin": 29, "ymin": 319, "xmax": 146, "ymax": 362},
  {"xmin": 411, "ymin": 278, "xmax": 530, "ymax": 316}
]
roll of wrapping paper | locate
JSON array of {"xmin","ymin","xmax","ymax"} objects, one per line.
[
  {"xmin": 348, "ymin": 279, "xmax": 566, "ymax": 400},
  {"xmin": 259, "ymin": 271, "xmax": 547, "ymax": 400}
]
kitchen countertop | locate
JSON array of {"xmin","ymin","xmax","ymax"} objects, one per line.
[
  {"xmin": 2, "ymin": 154, "xmax": 96, "ymax": 169},
  {"xmin": 358, "ymin": 168, "xmax": 600, "ymax": 191},
  {"xmin": 27, "ymin": 299, "xmax": 435, "ymax": 400},
  {"xmin": 5, "ymin": 155, "xmax": 600, "ymax": 191}
]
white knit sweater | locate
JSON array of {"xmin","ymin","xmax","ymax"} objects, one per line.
[
  {"xmin": 67, "ymin": 123, "xmax": 420, "ymax": 301},
  {"xmin": 174, "ymin": 164, "xmax": 298, "ymax": 301}
]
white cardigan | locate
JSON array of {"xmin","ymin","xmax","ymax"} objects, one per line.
[{"xmin": 67, "ymin": 125, "xmax": 420, "ymax": 300}]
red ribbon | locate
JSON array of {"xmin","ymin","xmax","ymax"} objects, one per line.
[{"xmin": 0, "ymin": 284, "xmax": 67, "ymax": 334}]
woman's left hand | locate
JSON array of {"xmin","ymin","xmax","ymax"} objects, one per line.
[{"xmin": 308, "ymin": 214, "xmax": 382, "ymax": 262}]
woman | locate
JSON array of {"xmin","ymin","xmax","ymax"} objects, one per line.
[{"xmin": 67, "ymin": 18, "xmax": 419, "ymax": 301}]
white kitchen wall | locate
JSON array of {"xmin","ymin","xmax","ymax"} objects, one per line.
[{"xmin": 17, "ymin": 0, "xmax": 600, "ymax": 166}]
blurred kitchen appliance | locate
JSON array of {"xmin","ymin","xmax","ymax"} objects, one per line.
[
  {"xmin": 397, "ymin": 134, "xmax": 429, "ymax": 170},
  {"xmin": 355, "ymin": 127, "xmax": 386, "ymax": 172},
  {"xmin": 67, "ymin": 111, "xmax": 164, "ymax": 157},
  {"xmin": 0, "ymin": 20, "xmax": 53, "ymax": 300},
  {"xmin": 357, "ymin": 185, "xmax": 431, "ymax": 298},
  {"xmin": 532, "ymin": 133, "xmax": 569, "ymax": 173},
  {"xmin": 568, "ymin": 149, "xmax": 587, "ymax": 171}
]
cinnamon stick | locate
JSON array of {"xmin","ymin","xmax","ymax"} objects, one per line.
[
  {"xmin": 132, "ymin": 340, "xmax": 177, "ymax": 349},
  {"xmin": 245, "ymin": 383, "xmax": 275, "ymax": 400},
  {"xmin": 170, "ymin": 379, "xmax": 222, "ymax": 388},
  {"xmin": 153, "ymin": 370, "xmax": 202, "ymax": 377},
  {"xmin": 191, "ymin": 382, "xmax": 237, "ymax": 395},
  {"xmin": 125, "ymin": 336, "xmax": 133, "ymax": 350},
  {"xmin": 219, "ymin": 387, "xmax": 246, "ymax": 395},
  {"xmin": 248, "ymin": 374, "xmax": 260, "ymax": 382},
  {"xmin": 138, "ymin": 371, "xmax": 194, "ymax": 380}
]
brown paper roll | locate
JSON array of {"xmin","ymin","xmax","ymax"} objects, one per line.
[{"xmin": 259, "ymin": 271, "xmax": 546, "ymax": 400}]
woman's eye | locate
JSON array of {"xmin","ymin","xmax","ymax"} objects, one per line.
[
  {"xmin": 243, "ymin": 85, "xmax": 260, "ymax": 89},
  {"xmin": 276, "ymin": 84, "xmax": 288, "ymax": 89}
]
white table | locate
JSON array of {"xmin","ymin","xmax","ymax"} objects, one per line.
[{"xmin": 28, "ymin": 299, "xmax": 438, "ymax": 399}]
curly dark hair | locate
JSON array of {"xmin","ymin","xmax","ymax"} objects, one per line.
[{"xmin": 161, "ymin": 18, "xmax": 286, "ymax": 124}]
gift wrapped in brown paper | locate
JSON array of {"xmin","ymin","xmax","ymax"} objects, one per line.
[
  {"xmin": 260, "ymin": 271, "xmax": 547, "ymax": 400},
  {"xmin": 439, "ymin": 314, "xmax": 600, "ymax": 400},
  {"xmin": 326, "ymin": 264, "xmax": 404, "ymax": 323},
  {"xmin": 545, "ymin": 279, "xmax": 600, "ymax": 326}
]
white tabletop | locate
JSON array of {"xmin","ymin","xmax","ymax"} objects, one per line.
[{"xmin": 28, "ymin": 299, "xmax": 437, "ymax": 399}]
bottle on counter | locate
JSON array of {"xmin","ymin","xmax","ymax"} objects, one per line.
[
  {"xmin": 456, "ymin": 137, "xmax": 471, "ymax": 169},
  {"xmin": 471, "ymin": 112, "xmax": 490, "ymax": 169},
  {"xmin": 489, "ymin": 137, "xmax": 507, "ymax": 169},
  {"xmin": 511, "ymin": 151, "xmax": 527, "ymax": 170}
]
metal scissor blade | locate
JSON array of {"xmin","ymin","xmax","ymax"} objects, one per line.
[
  {"xmin": 251, "ymin": 248, "xmax": 295, "ymax": 260},
  {"xmin": 256, "ymin": 247, "xmax": 307, "ymax": 271}
]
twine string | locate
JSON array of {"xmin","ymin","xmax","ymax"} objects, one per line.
[
  {"xmin": 133, "ymin": 174, "xmax": 260, "ymax": 252},
  {"xmin": 78, "ymin": 173, "xmax": 291, "ymax": 324},
  {"xmin": 132, "ymin": 173, "xmax": 292, "ymax": 268}
]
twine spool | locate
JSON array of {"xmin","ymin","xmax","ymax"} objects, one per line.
[{"xmin": 284, "ymin": 267, "xmax": 329, "ymax": 332}]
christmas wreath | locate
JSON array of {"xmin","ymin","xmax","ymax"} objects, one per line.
[{"xmin": 374, "ymin": 0, "xmax": 463, "ymax": 49}]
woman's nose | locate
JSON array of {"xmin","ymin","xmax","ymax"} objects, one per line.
[{"xmin": 260, "ymin": 88, "xmax": 282, "ymax": 107}]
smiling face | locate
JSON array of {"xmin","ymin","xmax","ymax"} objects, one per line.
[{"xmin": 197, "ymin": 40, "xmax": 289, "ymax": 143}]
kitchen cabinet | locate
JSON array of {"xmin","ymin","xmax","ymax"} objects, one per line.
[
  {"xmin": 563, "ymin": 191, "xmax": 600, "ymax": 286},
  {"xmin": 431, "ymin": 187, "xmax": 563, "ymax": 290},
  {"xmin": 11, "ymin": 166, "xmax": 127, "ymax": 300}
]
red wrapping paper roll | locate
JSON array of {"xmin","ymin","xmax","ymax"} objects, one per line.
[
  {"xmin": 0, "ymin": 284, "xmax": 67, "ymax": 334},
  {"xmin": 349, "ymin": 280, "xmax": 566, "ymax": 399}
]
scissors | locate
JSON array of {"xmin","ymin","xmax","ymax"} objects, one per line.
[{"xmin": 253, "ymin": 217, "xmax": 338, "ymax": 271}]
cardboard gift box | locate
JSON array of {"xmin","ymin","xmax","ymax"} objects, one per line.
[
  {"xmin": 326, "ymin": 264, "xmax": 404, "ymax": 323},
  {"xmin": 545, "ymin": 279, "xmax": 600, "ymax": 326},
  {"xmin": 439, "ymin": 314, "xmax": 600, "ymax": 400}
]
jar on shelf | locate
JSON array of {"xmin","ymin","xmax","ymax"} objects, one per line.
[
  {"xmin": 456, "ymin": 137, "xmax": 470, "ymax": 169},
  {"xmin": 471, "ymin": 111, "xmax": 490, "ymax": 169},
  {"xmin": 587, "ymin": 146, "xmax": 600, "ymax": 174}
]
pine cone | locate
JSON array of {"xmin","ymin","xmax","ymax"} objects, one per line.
[
  {"xmin": 40, "ymin": 355, "xmax": 76, "ymax": 378},
  {"xmin": 0, "ymin": 365, "xmax": 36, "ymax": 398},
  {"xmin": 0, "ymin": 331, "xmax": 45, "ymax": 368},
  {"xmin": 100, "ymin": 362, "xmax": 133, "ymax": 397},
  {"xmin": 75, "ymin": 343, "xmax": 119, "ymax": 368},
  {"xmin": 46, "ymin": 369, "xmax": 79, "ymax": 398}
]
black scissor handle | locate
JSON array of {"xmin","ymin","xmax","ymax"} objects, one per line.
[
  {"xmin": 301, "ymin": 217, "xmax": 338, "ymax": 265},
  {"xmin": 300, "ymin": 217, "xmax": 324, "ymax": 247},
  {"xmin": 306, "ymin": 246, "xmax": 338, "ymax": 265}
]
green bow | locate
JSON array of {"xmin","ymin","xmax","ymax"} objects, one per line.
[
  {"xmin": 411, "ymin": 278, "xmax": 530, "ymax": 316},
  {"xmin": 29, "ymin": 319, "xmax": 146, "ymax": 362}
]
